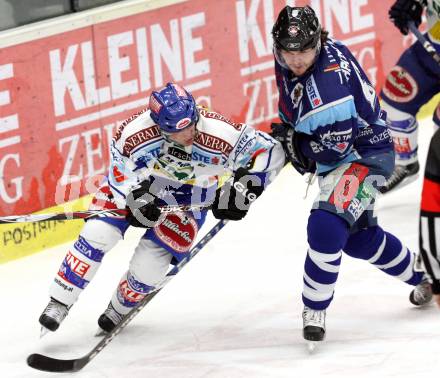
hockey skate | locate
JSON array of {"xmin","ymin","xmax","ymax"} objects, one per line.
[
  {"xmin": 39, "ymin": 297, "xmax": 70, "ymax": 337},
  {"xmin": 409, "ymin": 277, "xmax": 433, "ymax": 306},
  {"xmin": 302, "ymin": 306, "xmax": 326, "ymax": 352},
  {"xmin": 379, "ymin": 161, "xmax": 419, "ymax": 194},
  {"xmin": 97, "ymin": 302, "xmax": 124, "ymax": 335}
]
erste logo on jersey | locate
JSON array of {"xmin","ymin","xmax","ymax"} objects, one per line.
[
  {"xmin": 191, "ymin": 148, "xmax": 222, "ymax": 164},
  {"xmin": 382, "ymin": 66, "xmax": 418, "ymax": 103},
  {"xmin": 305, "ymin": 76, "xmax": 322, "ymax": 109}
]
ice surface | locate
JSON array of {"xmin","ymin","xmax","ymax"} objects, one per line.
[{"xmin": 0, "ymin": 121, "xmax": 439, "ymax": 378}]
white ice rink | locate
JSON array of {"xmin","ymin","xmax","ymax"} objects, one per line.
[{"xmin": 1, "ymin": 121, "xmax": 439, "ymax": 378}]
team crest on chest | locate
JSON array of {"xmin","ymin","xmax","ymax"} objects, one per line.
[{"xmin": 291, "ymin": 82, "xmax": 304, "ymax": 108}]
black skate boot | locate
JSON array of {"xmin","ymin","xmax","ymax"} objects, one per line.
[
  {"xmin": 409, "ymin": 277, "xmax": 433, "ymax": 306},
  {"xmin": 97, "ymin": 302, "xmax": 124, "ymax": 334},
  {"xmin": 39, "ymin": 297, "xmax": 70, "ymax": 336},
  {"xmin": 302, "ymin": 306, "xmax": 326, "ymax": 352},
  {"xmin": 379, "ymin": 161, "xmax": 419, "ymax": 194}
]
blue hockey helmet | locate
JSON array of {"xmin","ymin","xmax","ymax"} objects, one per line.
[{"xmin": 149, "ymin": 83, "xmax": 198, "ymax": 133}]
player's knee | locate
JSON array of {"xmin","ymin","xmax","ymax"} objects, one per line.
[
  {"xmin": 129, "ymin": 239, "xmax": 172, "ymax": 287},
  {"xmin": 344, "ymin": 226, "xmax": 384, "ymax": 259},
  {"xmin": 307, "ymin": 210, "xmax": 349, "ymax": 253},
  {"xmin": 381, "ymin": 102, "xmax": 417, "ymax": 132},
  {"xmin": 80, "ymin": 219, "xmax": 122, "ymax": 252}
]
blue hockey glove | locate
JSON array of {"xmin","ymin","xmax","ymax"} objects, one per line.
[{"xmin": 270, "ymin": 123, "xmax": 316, "ymax": 175}]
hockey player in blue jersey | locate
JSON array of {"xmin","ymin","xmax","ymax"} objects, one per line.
[
  {"xmin": 270, "ymin": 5, "xmax": 432, "ymax": 346},
  {"xmin": 380, "ymin": 0, "xmax": 438, "ymax": 193}
]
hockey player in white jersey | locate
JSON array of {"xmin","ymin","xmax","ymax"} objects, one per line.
[
  {"xmin": 38, "ymin": 82, "xmax": 284, "ymax": 334},
  {"xmin": 380, "ymin": 0, "xmax": 440, "ymax": 192}
]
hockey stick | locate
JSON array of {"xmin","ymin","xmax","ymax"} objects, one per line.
[
  {"xmin": 27, "ymin": 218, "xmax": 228, "ymax": 373},
  {"xmin": 408, "ymin": 21, "xmax": 440, "ymax": 65},
  {"xmin": 0, "ymin": 204, "xmax": 212, "ymax": 225}
]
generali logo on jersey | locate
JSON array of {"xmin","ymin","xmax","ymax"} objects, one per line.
[
  {"xmin": 122, "ymin": 125, "xmax": 161, "ymax": 156},
  {"xmin": 195, "ymin": 131, "xmax": 233, "ymax": 156}
]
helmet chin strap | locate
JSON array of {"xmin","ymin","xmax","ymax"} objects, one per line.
[{"xmin": 313, "ymin": 37, "xmax": 321, "ymax": 60}]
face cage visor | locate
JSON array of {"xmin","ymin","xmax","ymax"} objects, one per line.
[
  {"xmin": 160, "ymin": 110, "xmax": 199, "ymax": 145},
  {"xmin": 273, "ymin": 37, "xmax": 322, "ymax": 71}
]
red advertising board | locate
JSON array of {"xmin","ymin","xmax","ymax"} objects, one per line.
[{"xmin": 0, "ymin": 0, "xmax": 409, "ymax": 217}]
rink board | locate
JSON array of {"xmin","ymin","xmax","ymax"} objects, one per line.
[
  {"xmin": 0, "ymin": 196, "xmax": 92, "ymax": 264},
  {"xmin": 0, "ymin": 0, "xmax": 433, "ymax": 263}
]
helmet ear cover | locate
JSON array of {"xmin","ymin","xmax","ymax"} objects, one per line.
[{"xmin": 149, "ymin": 83, "xmax": 198, "ymax": 133}]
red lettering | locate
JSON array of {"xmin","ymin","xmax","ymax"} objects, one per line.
[{"xmin": 65, "ymin": 251, "xmax": 90, "ymax": 277}]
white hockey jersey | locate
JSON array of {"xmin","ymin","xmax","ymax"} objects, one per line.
[{"xmin": 107, "ymin": 107, "xmax": 285, "ymax": 208}]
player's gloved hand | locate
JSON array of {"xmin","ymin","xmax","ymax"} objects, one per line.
[
  {"xmin": 125, "ymin": 179, "xmax": 162, "ymax": 228},
  {"xmin": 270, "ymin": 123, "xmax": 316, "ymax": 175},
  {"xmin": 212, "ymin": 167, "xmax": 264, "ymax": 221},
  {"xmin": 389, "ymin": 0, "xmax": 425, "ymax": 35}
]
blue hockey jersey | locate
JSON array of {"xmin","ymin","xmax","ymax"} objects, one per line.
[{"xmin": 276, "ymin": 38, "xmax": 393, "ymax": 174}]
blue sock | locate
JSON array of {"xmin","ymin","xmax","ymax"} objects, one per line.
[
  {"xmin": 303, "ymin": 210, "xmax": 349, "ymax": 310},
  {"xmin": 344, "ymin": 226, "xmax": 423, "ymax": 286}
]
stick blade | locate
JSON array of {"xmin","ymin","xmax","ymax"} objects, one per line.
[{"xmin": 27, "ymin": 353, "xmax": 83, "ymax": 372}]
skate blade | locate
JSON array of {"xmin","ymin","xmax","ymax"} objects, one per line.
[
  {"xmin": 40, "ymin": 326, "xmax": 50, "ymax": 338},
  {"xmin": 307, "ymin": 341, "xmax": 319, "ymax": 353},
  {"xmin": 382, "ymin": 173, "xmax": 419, "ymax": 195},
  {"xmin": 94, "ymin": 328, "xmax": 108, "ymax": 337}
]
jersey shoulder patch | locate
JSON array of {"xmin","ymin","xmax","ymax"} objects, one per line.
[
  {"xmin": 115, "ymin": 111, "xmax": 163, "ymax": 157},
  {"xmin": 195, "ymin": 110, "xmax": 247, "ymax": 156}
]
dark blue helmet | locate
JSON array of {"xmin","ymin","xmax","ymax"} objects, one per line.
[{"xmin": 149, "ymin": 83, "xmax": 198, "ymax": 133}]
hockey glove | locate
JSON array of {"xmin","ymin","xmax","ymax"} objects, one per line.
[
  {"xmin": 389, "ymin": 0, "xmax": 425, "ymax": 35},
  {"xmin": 212, "ymin": 167, "xmax": 264, "ymax": 221},
  {"xmin": 125, "ymin": 179, "xmax": 162, "ymax": 228},
  {"xmin": 270, "ymin": 123, "xmax": 316, "ymax": 175}
]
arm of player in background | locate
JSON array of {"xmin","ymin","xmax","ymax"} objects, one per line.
[
  {"xmin": 229, "ymin": 125, "xmax": 285, "ymax": 187},
  {"xmin": 107, "ymin": 141, "xmax": 153, "ymax": 208}
]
